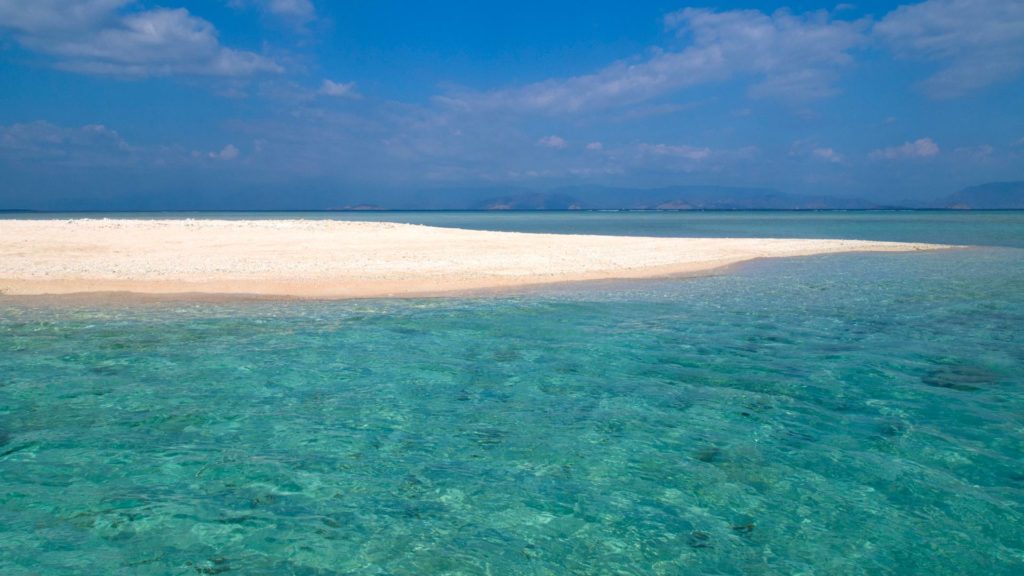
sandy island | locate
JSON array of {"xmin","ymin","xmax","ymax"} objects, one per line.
[{"xmin": 0, "ymin": 219, "xmax": 949, "ymax": 299}]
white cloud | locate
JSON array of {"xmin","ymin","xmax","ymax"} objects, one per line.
[
  {"xmin": 229, "ymin": 0, "xmax": 316, "ymax": 26},
  {"xmin": 875, "ymin": 0, "xmax": 1024, "ymax": 97},
  {"xmin": 537, "ymin": 135, "xmax": 568, "ymax": 149},
  {"xmin": 210, "ymin": 144, "xmax": 240, "ymax": 160},
  {"xmin": 264, "ymin": 0, "xmax": 315, "ymax": 19},
  {"xmin": 319, "ymin": 79, "xmax": 360, "ymax": 98},
  {"xmin": 614, "ymin": 102, "xmax": 701, "ymax": 121},
  {"xmin": 0, "ymin": 121, "xmax": 134, "ymax": 165},
  {"xmin": 585, "ymin": 141, "xmax": 604, "ymax": 151},
  {"xmin": 870, "ymin": 138, "xmax": 940, "ymax": 159},
  {"xmin": 0, "ymin": 0, "xmax": 128, "ymax": 32},
  {"xmin": 953, "ymin": 144, "xmax": 994, "ymax": 160},
  {"xmin": 0, "ymin": 1, "xmax": 281, "ymax": 77},
  {"xmin": 638, "ymin": 143, "xmax": 712, "ymax": 161},
  {"xmin": 670, "ymin": 8, "xmax": 867, "ymax": 100},
  {"xmin": 440, "ymin": 7, "xmax": 866, "ymax": 113},
  {"xmin": 812, "ymin": 147, "xmax": 842, "ymax": 162}
]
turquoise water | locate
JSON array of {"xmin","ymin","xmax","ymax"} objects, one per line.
[{"xmin": 1, "ymin": 212, "xmax": 1023, "ymax": 574}]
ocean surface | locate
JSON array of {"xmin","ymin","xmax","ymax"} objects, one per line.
[{"xmin": 1, "ymin": 211, "xmax": 1022, "ymax": 575}]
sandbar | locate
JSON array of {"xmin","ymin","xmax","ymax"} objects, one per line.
[{"xmin": 0, "ymin": 219, "xmax": 949, "ymax": 299}]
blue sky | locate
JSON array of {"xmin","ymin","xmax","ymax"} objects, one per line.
[{"xmin": 0, "ymin": 0, "xmax": 1022, "ymax": 209}]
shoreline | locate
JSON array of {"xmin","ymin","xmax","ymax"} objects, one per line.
[
  {"xmin": 0, "ymin": 219, "xmax": 952, "ymax": 300},
  {"xmin": 0, "ymin": 262, "xmax": 740, "ymax": 305}
]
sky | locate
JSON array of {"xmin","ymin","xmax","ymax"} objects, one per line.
[{"xmin": 0, "ymin": 0, "xmax": 1022, "ymax": 209}]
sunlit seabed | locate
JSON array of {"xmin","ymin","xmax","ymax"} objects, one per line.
[{"xmin": 1, "ymin": 216, "xmax": 1023, "ymax": 574}]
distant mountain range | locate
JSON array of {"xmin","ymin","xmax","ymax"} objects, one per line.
[
  {"xmin": 2, "ymin": 182, "xmax": 1022, "ymax": 212},
  {"xmin": 471, "ymin": 182, "xmax": 1024, "ymax": 211},
  {"xmin": 474, "ymin": 185, "xmax": 883, "ymax": 210},
  {"xmin": 938, "ymin": 182, "xmax": 1024, "ymax": 210}
]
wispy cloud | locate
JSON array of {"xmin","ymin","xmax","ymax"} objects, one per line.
[
  {"xmin": 625, "ymin": 142, "xmax": 759, "ymax": 176},
  {"xmin": 637, "ymin": 143, "xmax": 712, "ymax": 161},
  {"xmin": 875, "ymin": 0, "xmax": 1024, "ymax": 97},
  {"xmin": 870, "ymin": 138, "xmax": 940, "ymax": 159},
  {"xmin": 812, "ymin": 147, "xmax": 842, "ymax": 163},
  {"xmin": 229, "ymin": 0, "xmax": 317, "ymax": 29},
  {"xmin": 669, "ymin": 8, "xmax": 868, "ymax": 101},
  {"xmin": 0, "ymin": 121, "xmax": 134, "ymax": 165},
  {"xmin": 537, "ymin": 135, "xmax": 568, "ymax": 149},
  {"xmin": 0, "ymin": 0, "xmax": 281, "ymax": 77},
  {"xmin": 438, "ymin": 7, "xmax": 866, "ymax": 114},
  {"xmin": 953, "ymin": 144, "xmax": 994, "ymax": 161},
  {"xmin": 318, "ymin": 79, "xmax": 360, "ymax": 98}
]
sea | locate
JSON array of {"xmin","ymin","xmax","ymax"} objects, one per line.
[{"xmin": 1, "ymin": 210, "xmax": 1022, "ymax": 575}]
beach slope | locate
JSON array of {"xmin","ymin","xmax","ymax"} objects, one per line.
[{"xmin": 0, "ymin": 219, "xmax": 947, "ymax": 298}]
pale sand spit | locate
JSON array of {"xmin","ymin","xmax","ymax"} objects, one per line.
[{"xmin": 0, "ymin": 219, "xmax": 950, "ymax": 299}]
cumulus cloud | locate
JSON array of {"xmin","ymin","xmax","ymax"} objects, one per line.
[
  {"xmin": 0, "ymin": 1, "xmax": 281, "ymax": 77},
  {"xmin": 870, "ymin": 138, "xmax": 940, "ymax": 159},
  {"xmin": 812, "ymin": 147, "xmax": 842, "ymax": 162},
  {"xmin": 537, "ymin": 135, "xmax": 568, "ymax": 149},
  {"xmin": 439, "ymin": 7, "xmax": 866, "ymax": 113},
  {"xmin": 210, "ymin": 144, "xmax": 240, "ymax": 160},
  {"xmin": 319, "ymin": 79, "xmax": 360, "ymax": 98},
  {"xmin": 875, "ymin": 0, "xmax": 1024, "ymax": 97},
  {"xmin": 585, "ymin": 141, "xmax": 604, "ymax": 151}
]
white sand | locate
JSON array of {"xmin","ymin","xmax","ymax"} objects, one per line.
[{"xmin": 0, "ymin": 219, "xmax": 948, "ymax": 299}]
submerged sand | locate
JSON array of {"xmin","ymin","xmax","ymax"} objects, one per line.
[{"xmin": 0, "ymin": 219, "xmax": 947, "ymax": 299}]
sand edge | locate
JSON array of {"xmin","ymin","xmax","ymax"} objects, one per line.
[{"xmin": 0, "ymin": 219, "xmax": 954, "ymax": 300}]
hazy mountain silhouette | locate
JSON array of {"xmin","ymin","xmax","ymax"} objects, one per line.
[
  {"xmin": 4, "ymin": 182, "xmax": 1023, "ymax": 211},
  {"xmin": 941, "ymin": 182, "xmax": 1024, "ymax": 209},
  {"xmin": 475, "ymin": 185, "xmax": 882, "ymax": 210}
]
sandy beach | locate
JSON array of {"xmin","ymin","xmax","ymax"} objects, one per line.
[{"xmin": 0, "ymin": 219, "xmax": 947, "ymax": 299}]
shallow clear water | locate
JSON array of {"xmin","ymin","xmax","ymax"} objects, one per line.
[{"xmin": 1, "ymin": 213, "xmax": 1023, "ymax": 574}]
